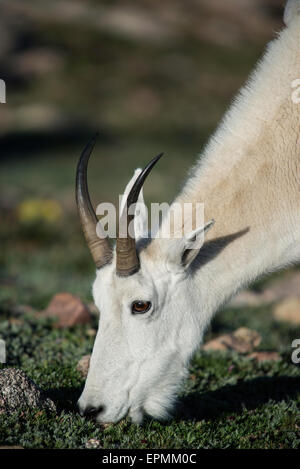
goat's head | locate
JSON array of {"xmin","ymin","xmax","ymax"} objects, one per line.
[{"xmin": 76, "ymin": 136, "xmax": 213, "ymax": 424}]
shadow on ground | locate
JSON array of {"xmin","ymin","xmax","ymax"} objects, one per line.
[
  {"xmin": 176, "ymin": 375, "xmax": 300, "ymax": 421},
  {"xmin": 46, "ymin": 386, "xmax": 83, "ymax": 413},
  {"xmin": 46, "ymin": 375, "xmax": 300, "ymax": 423}
]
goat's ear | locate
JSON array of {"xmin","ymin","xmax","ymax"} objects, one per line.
[
  {"xmin": 284, "ymin": 0, "xmax": 300, "ymax": 27},
  {"xmin": 120, "ymin": 168, "xmax": 148, "ymax": 240},
  {"xmin": 167, "ymin": 220, "xmax": 214, "ymax": 271}
]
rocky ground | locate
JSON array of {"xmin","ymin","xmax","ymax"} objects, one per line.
[
  {"xmin": 0, "ymin": 368, "xmax": 56, "ymax": 415},
  {"xmin": 0, "ymin": 279, "xmax": 299, "ymax": 449}
]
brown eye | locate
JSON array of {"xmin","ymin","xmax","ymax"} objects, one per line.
[{"xmin": 131, "ymin": 301, "xmax": 152, "ymax": 314}]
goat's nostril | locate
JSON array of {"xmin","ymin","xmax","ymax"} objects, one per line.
[
  {"xmin": 83, "ymin": 405, "xmax": 105, "ymax": 418},
  {"xmin": 85, "ymin": 406, "xmax": 98, "ymax": 417}
]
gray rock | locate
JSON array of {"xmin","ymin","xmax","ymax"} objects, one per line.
[{"xmin": 0, "ymin": 368, "xmax": 56, "ymax": 414}]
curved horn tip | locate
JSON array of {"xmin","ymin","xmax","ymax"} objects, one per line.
[
  {"xmin": 76, "ymin": 133, "xmax": 112, "ymax": 269},
  {"xmin": 116, "ymin": 151, "xmax": 164, "ymax": 277}
]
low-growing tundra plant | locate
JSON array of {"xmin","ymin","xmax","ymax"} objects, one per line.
[{"xmin": 77, "ymin": 0, "xmax": 300, "ymax": 423}]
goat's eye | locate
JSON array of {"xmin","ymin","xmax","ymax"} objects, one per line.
[{"xmin": 131, "ymin": 301, "xmax": 152, "ymax": 314}]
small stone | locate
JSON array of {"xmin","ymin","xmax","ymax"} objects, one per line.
[
  {"xmin": 202, "ymin": 337, "xmax": 228, "ymax": 351},
  {"xmin": 76, "ymin": 355, "xmax": 91, "ymax": 378},
  {"xmin": 202, "ymin": 327, "xmax": 262, "ymax": 354},
  {"xmin": 43, "ymin": 293, "xmax": 91, "ymax": 328},
  {"xmin": 273, "ymin": 297, "xmax": 300, "ymax": 325},
  {"xmin": 233, "ymin": 327, "xmax": 262, "ymax": 348},
  {"xmin": 247, "ymin": 351, "xmax": 281, "ymax": 362},
  {"xmin": 0, "ymin": 368, "xmax": 56, "ymax": 415},
  {"xmin": 85, "ymin": 438, "xmax": 101, "ymax": 449}
]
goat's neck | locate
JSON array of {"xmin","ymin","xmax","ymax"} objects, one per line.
[
  {"xmin": 177, "ymin": 125, "xmax": 300, "ymax": 318},
  {"xmin": 173, "ymin": 17, "xmax": 300, "ymax": 318}
]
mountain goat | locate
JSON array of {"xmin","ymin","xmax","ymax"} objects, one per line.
[{"xmin": 77, "ymin": 0, "xmax": 300, "ymax": 423}]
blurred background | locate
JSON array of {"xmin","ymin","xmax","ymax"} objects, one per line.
[{"xmin": 0, "ymin": 0, "xmax": 285, "ymax": 309}]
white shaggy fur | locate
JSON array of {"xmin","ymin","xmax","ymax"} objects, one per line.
[{"xmin": 78, "ymin": 2, "xmax": 300, "ymax": 424}]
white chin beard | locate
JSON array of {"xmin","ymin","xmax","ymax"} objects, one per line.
[{"xmin": 129, "ymin": 407, "xmax": 144, "ymax": 425}]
